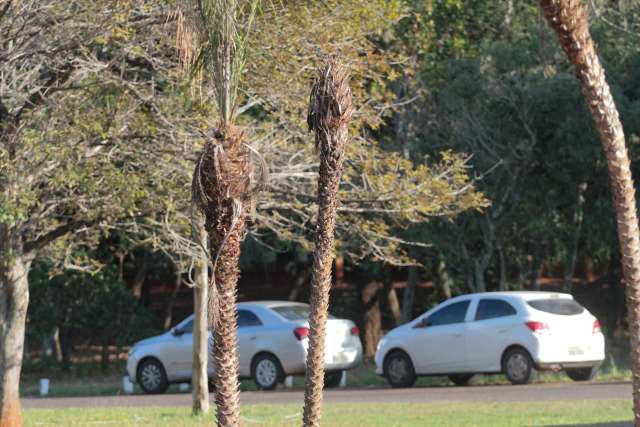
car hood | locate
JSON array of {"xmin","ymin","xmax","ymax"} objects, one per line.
[{"xmin": 133, "ymin": 332, "xmax": 169, "ymax": 348}]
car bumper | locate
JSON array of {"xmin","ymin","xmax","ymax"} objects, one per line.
[
  {"xmin": 286, "ymin": 341, "xmax": 363, "ymax": 375},
  {"xmin": 126, "ymin": 353, "xmax": 139, "ymax": 382},
  {"xmin": 531, "ymin": 332, "xmax": 605, "ymax": 368}
]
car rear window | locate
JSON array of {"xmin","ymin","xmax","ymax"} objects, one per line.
[
  {"xmin": 527, "ymin": 299, "xmax": 584, "ymax": 315},
  {"xmin": 272, "ymin": 305, "xmax": 335, "ymax": 320}
]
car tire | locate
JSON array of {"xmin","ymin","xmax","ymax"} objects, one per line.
[
  {"xmin": 137, "ymin": 358, "xmax": 169, "ymax": 394},
  {"xmin": 448, "ymin": 374, "xmax": 474, "ymax": 386},
  {"xmin": 566, "ymin": 367, "xmax": 597, "ymax": 382},
  {"xmin": 252, "ymin": 353, "xmax": 283, "ymax": 391},
  {"xmin": 384, "ymin": 351, "xmax": 416, "ymax": 388},
  {"xmin": 503, "ymin": 347, "xmax": 536, "ymax": 385},
  {"xmin": 324, "ymin": 371, "xmax": 343, "ymax": 388}
]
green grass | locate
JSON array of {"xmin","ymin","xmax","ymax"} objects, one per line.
[
  {"xmin": 20, "ymin": 359, "xmax": 632, "ymax": 397},
  {"xmin": 24, "ymin": 400, "xmax": 633, "ymax": 426}
]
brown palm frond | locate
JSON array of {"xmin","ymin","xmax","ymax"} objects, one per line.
[{"xmin": 307, "ymin": 56, "xmax": 353, "ymax": 153}]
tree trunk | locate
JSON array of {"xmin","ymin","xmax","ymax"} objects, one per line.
[
  {"xmin": 101, "ymin": 337, "xmax": 110, "ymax": 374},
  {"xmin": 208, "ymin": 217, "xmax": 245, "ymax": 427},
  {"xmin": 563, "ymin": 183, "xmax": 587, "ymax": 291},
  {"xmin": 192, "ymin": 226, "xmax": 210, "ymax": 416},
  {"xmin": 401, "ymin": 265, "xmax": 417, "ymax": 323},
  {"xmin": 0, "ymin": 254, "xmax": 32, "ymax": 427},
  {"xmin": 473, "ymin": 260, "xmax": 487, "ymax": 293},
  {"xmin": 539, "ymin": 0, "xmax": 640, "ymax": 421},
  {"xmin": 302, "ymin": 57, "xmax": 352, "ymax": 427},
  {"xmin": 435, "ymin": 254, "xmax": 453, "ymax": 300},
  {"xmin": 361, "ymin": 281, "xmax": 382, "ymax": 358},
  {"xmin": 383, "ymin": 270, "xmax": 402, "ymax": 327},
  {"xmin": 288, "ymin": 273, "xmax": 308, "ymax": 301},
  {"xmin": 497, "ymin": 244, "xmax": 508, "ymax": 291},
  {"xmin": 58, "ymin": 325, "xmax": 72, "ymax": 372},
  {"xmin": 163, "ymin": 270, "xmax": 182, "ymax": 330},
  {"xmin": 131, "ymin": 253, "xmax": 148, "ymax": 299}
]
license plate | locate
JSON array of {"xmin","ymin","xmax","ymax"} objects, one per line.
[{"xmin": 568, "ymin": 346, "xmax": 585, "ymax": 356}]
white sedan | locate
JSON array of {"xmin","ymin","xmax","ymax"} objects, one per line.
[
  {"xmin": 375, "ymin": 291, "xmax": 605, "ymax": 387},
  {"xmin": 127, "ymin": 301, "xmax": 363, "ymax": 393}
]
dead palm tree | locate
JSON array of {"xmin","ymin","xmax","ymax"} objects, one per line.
[
  {"xmin": 178, "ymin": 1, "xmax": 262, "ymax": 425},
  {"xmin": 302, "ymin": 57, "xmax": 353, "ymax": 427},
  {"xmin": 538, "ymin": 0, "xmax": 640, "ymax": 421}
]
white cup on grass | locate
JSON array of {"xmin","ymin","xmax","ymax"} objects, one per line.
[{"xmin": 39, "ymin": 378, "xmax": 49, "ymax": 396}]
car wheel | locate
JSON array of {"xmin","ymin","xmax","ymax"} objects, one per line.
[
  {"xmin": 137, "ymin": 358, "xmax": 169, "ymax": 394},
  {"xmin": 252, "ymin": 353, "xmax": 283, "ymax": 391},
  {"xmin": 384, "ymin": 351, "xmax": 416, "ymax": 388},
  {"xmin": 324, "ymin": 371, "xmax": 343, "ymax": 388},
  {"xmin": 448, "ymin": 374, "xmax": 474, "ymax": 386},
  {"xmin": 503, "ymin": 347, "xmax": 536, "ymax": 385},
  {"xmin": 566, "ymin": 367, "xmax": 597, "ymax": 382}
]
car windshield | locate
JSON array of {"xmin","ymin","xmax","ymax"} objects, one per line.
[
  {"xmin": 527, "ymin": 298, "xmax": 584, "ymax": 315},
  {"xmin": 272, "ymin": 305, "xmax": 335, "ymax": 320}
]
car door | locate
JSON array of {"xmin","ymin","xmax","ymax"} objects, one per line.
[
  {"xmin": 236, "ymin": 309, "xmax": 263, "ymax": 377},
  {"xmin": 406, "ymin": 300, "xmax": 470, "ymax": 374},
  {"xmin": 465, "ymin": 298, "xmax": 519, "ymax": 372},
  {"xmin": 164, "ymin": 318, "xmax": 194, "ymax": 380}
]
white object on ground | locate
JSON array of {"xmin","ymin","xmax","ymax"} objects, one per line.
[
  {"xmin": 39, "ymin": 378, "xmax": 49, "ymax": 396},
  {"xmin": 339, "ymin": 371, "xmax": 347, "ymax": 388},
  {"xmin": 122, "ymin": 376, "xmax": 134, "ymax": 394},
  {"xmin": 284, "ymin": 376, "xmax": 293, "ymax": 388}
]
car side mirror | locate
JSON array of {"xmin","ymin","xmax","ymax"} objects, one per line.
[
  {"xmin": 171, "ymin": 327, "xmax": 183, "ymax": 337},
  {"xmin": 414, "ymin": 318, "xmax": 431, "ymax": 329}
]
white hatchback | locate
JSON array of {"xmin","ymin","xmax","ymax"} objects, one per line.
[
  {"xmin": 127, "ymin": 301, "xmax": 362, "ymax": 393},
  {"xmin": 375, "ymin": 291, "xmax": 605, "ymax": 387}
]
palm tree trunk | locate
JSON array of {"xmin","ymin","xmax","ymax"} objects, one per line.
[
  {"xmin": 208, "ymin": 217, "xmax": 244, "ymax": 426},
  {"xmin": 539, "ymin": 0, "xmax": 640, "ymax": 421},
  {"xmin": 196, "ymin": 126, "xmax": 249, "ymax": 427},
  {"xmin": 302, "ymin": 57, "xmax": 353, "ymax": 427}
]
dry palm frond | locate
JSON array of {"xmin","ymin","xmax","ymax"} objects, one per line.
[{"xmin": 307, "ymin": 56, "xmax": 354, "ymax": 154}]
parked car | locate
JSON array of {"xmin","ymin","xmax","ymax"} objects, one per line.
[
  {"xmin": 375, "ymin": 291, "xmax": 605, "ymax": 387},
  {"xmin": 127, "ymin": 301, "xmax": 363, "ymax": 393}
]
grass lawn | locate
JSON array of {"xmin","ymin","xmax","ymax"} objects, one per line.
[
  {"xmin": 24, "ymin": 400, "xmax": 632, "ymax": 426},
  {"xmin": 19, "ymin": 360, "xmax": 633, "ymax": 397}
]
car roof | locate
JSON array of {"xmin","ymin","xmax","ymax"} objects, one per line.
[
  {"xmin": 448, "ymin": 291, "xmax": 573, "ymax": 302},
  {"xmin": 237, "ymin": 300, "xmax": 308, "ymax": 309}
]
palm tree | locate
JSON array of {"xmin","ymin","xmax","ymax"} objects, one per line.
[
  {"xmin": 538, "ymin": 0, "xmax": 640, "ymax": 422},
  {"xmin": 180, "ymin": 1, "xmax": 261, "ymax": 425},
  {"xmin": 302, "ymin": 56, "xmax": 353, "ymax": 427}
]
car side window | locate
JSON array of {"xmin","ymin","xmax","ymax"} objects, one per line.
[
  {"xmin": 238, "ymin": 310, "xmax": 262, "ymax": 327},
  {"xmin": 475, "ymin": 299, "xmax": 517, "ymax": 321},
  {"xmin": 180, "ymin": 319, "xmax": 194, "ymax": 333},
  {"xmin": 424, "ymin": 301, "xmax": 470, "ymax": 326}
]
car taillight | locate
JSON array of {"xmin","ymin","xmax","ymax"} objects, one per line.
[
  {"xmin": 350, "ymin": 326, "xmax": 360, "ymax": 336},
  {"xmin": 593, "ymin": 319, "xmax": 601, "ymax": 334},
  {"xmin": 525, "ymin": 321, "xmax": 550, "ymax": 334},
  {"xmin": 293, "ymin": 327, "xmax": 310, "ymax": 340}
]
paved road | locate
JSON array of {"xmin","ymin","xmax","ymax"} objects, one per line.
[{"xmin": 22, "ymin": 381, "xmax": 632, "ymax": 409}]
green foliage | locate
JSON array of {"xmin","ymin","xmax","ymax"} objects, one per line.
[{"xmin": 27, "ymin": 261, "xmax": 159, "ymax": 349}]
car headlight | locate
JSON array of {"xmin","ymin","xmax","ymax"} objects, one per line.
[{"xmin": 128, "ymin": 346, "xmax": 136, "ymax": 356}]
